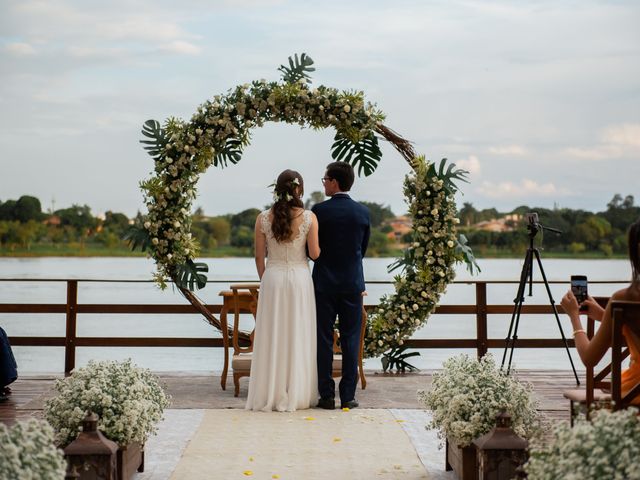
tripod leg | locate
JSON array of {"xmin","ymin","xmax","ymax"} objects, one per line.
[
  {"xmin": 532, "ymin": 250, "xmax": 580, "ymax": 385},
  {"xmin": 501, "ymin": 249, "xmax": 533, "ymax": 371}
]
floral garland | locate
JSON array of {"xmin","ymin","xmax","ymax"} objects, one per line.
[
  {"xmin": 131, "ymin": 53, "xmax": 476, "ymax": 358},
  {"xmin": 364, "ymin": 156, "xmax": 476, "ymax": 357}
]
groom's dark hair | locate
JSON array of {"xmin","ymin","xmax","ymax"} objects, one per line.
[{"xmin": 326, "ymin": 161, "xmax": 354, "ymax": 191}]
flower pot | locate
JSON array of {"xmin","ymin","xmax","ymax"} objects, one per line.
[
  {"xmin": 445, "ymin": 436, "xmax": 478, "ymax": 480},
  {"xmin": 116, "ymin": 442, "xmax": 144, "ymax": 480}
]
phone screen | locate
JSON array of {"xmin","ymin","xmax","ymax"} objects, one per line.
[{"xmin": 571, "ymin": 275, "xmax": 588, "ymax": 304}]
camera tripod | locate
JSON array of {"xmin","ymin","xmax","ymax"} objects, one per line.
[{"xmin": 500, "ymin": 221, "xmax": 580, "ymax": 385}]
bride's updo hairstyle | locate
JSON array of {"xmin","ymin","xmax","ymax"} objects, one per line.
[{"xmin": 271, "ymin": 169, "xmax": 304, "ymax": 242}]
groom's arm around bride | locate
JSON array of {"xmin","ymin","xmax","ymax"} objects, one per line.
[{"xmin": 312, "ymin": 161, "xmax": 370, "ymax": 410}]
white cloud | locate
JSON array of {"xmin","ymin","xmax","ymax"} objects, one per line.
[
  {"xmin": 601, "ymin": 123, "xmax": 640, "ymax": 147},
  {"xmin": 160, "ymin": 41, "xmax": 201, "ymax": 56},
  {"xmin": 4, "ymin": 42, "xmax": 36, "ymax": 56},
  {"xmin": 565, "ymin": 123, "xmax": 640, "ymax": 160},
  {"xmin": 455, "ymin": 155, "xmax": 481, "ymax": 175},
  {"xmin": 488, "ymin": 145, "xmax": 527, "ymax": 156},
  {"xmin": 477, "ymin": 179, "xmax": 563, "ymax": 199}
]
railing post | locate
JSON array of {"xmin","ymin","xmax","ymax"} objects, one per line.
[
  {"xmin": 65, "ymin": 280, "xmax": 78, "ymax": 375},
  {"xmin": 476, "ymin": 281, "xmax": 488, "ymax": 358}
]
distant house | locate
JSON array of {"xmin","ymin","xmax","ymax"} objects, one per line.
[
  {"xmin": 42, "ymin": 215, "xmax": 61, "ymax": 226},
  {"xmin": 386, "ymin": 215, "xmax": 413, "ymax": 242},
  {"xmin": 473, "ymin": 213, "xmax": 521, "ymax": 232}
]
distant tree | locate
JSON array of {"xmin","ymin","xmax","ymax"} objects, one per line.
[
  {"xmin": 13, "ymin": 195, "xmax": 43, "ymax": 223},
  {"xmin": 574, "ymin": 215, "xmax": 612, "ymax": 250},
  {"xmin": 366, "ymin": 230, "xmax": 391, "ymax": 256},
  {"xmin": 231, "ymin": 208, "xmax": 261, "ymax": 229},
  {"xmin": 55, "ymin": 205, "xmax": 97, "ymax": 231},
  {"xmin": 193, "ymin": 206, "xmax": 205, "ymax": 218},
  {"xmin": 360, "ymin": 201, "xmax": 394, "ymax": 228},
  {"xmin": 0, "ymin": 200, "xmax": 17, "ymax": 221},
  {"xmin": 230, "ymin": 225, "xmax": 254, "ymax": 248},
  {"xmin": 459, "ymin": 202, "xmax": 477, "ymax": 226},
  {"xmin": 103, "ymin": 211, "xmax": 130, "ymax": 235},
  {"xmin": 304, "ymin": 191, "xmax": 326, "ymax": 210}
]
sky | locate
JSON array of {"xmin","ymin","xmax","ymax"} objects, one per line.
[{"xmin": 1, "ymin": 0, "xmax": 639, "ymax": 219}]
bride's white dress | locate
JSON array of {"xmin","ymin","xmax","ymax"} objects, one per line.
[{"xmin": 245, "ymin": 210, "xmax": 318, "ymax": 411}]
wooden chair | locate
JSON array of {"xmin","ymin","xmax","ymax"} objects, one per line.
[
  {"xmin": 563, "ymin": 298, "xmax": 640, "ymax": 424},
  {"xmin": 229, "ymin": 284, "xmax": 259, "ymax": 397}
]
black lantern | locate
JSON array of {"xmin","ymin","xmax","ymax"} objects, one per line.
[
  {"xmin": 64, "ymin": 411, "xmax": 118, "ymax": 480},
  {"xmin": 473, "ymin": 411, "xmax": 528, "ymax": 480}
]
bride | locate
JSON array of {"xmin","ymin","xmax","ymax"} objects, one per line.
[{"xmin": 245, "ymin": 169, "xmax": 320, "ymax": 411}]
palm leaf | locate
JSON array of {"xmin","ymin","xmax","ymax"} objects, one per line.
[
  {"xmin": 123, "ymin": 225, "xmax": 152, "ymax": 253},
  {"xmin": 456, "ymin": 234, "xmax": 481, "ymax": 275},
  {"xmin": 140, "ymin": 119, "xmax": 169, "ymax": 161},
  {"xmin": 331, "ymin": 132, "xmax": 382, "ymax": 177},
  {"xmin": 175, "ymin": 259, "xmax": 209, "ymax": 291},
  {"xmin": 382, "ymin": 346, "xmax": 421, "ymax": 373},
  {"xmin": 428, "ymin": 158, "xmax": 469, "ymax": 194},
  {"xmin": 214, "ymin": 138, "xmax": 243, "ymax": 168},
  {"xmin": 278, "ymin": 53, "xmax": 315, "ymax": 84},
  {"xmin": 387, "ymin": 248, "xmax": 413, "ymax": 274}
]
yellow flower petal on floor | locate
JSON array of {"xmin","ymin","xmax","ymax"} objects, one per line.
[
  {"xmin": 342, "ymin": 407, "xmax": 350, "ymax": 412},
  {"xmin": 333, "ymin": 437, "xmax": 342, "ymax": 442},
  {"xmin": 395, "ymin": 419, "xmax": 405, "ymax": 423},
  {"xmin": 243, "ymin": 470, "xmax": 253, "ymax": 476},
  {"xmin": 303, "ymin": 416, "xmax": 315, "ymax": 421},
  {"xmin": 249, "ymin": 456, "xmax": 254, "ymax": 462},
  {"xmin": 271, "ymin": 475, "xmax": 280, "ymax": 479}
]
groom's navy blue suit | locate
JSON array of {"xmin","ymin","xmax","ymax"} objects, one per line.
[{"xmin": 312, "ymin": 194, "xmax": 370, "ymax": 404}]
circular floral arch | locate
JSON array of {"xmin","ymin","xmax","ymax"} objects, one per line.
[{"xmin": 129, "ymin": 54, "xmax": 476, "ymax": 359}]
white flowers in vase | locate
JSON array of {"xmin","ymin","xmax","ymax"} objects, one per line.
[
  {"xmin": 524, "ymin": 408, "xmax": 640, "ymax": 480},
  {"xmin": 0, "ymin": 418, "xmax": 66, "ymax": 479},
  {"xmin": 418, "ymin": 353, "xmax": 540, "ymax": 447},
  {"xmin": 43, "ymin": 359, "xmax": 171, "ymax": 447}
]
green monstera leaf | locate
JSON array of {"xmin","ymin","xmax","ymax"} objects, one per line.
[
  {"xmin": 427, "ymin": 158, "xmax": 469, "ymax": 195},
  {"xmin": 214, "ymin": 138, "xmax": 243, "ymax": 168},
  {"xmin": 331, "ymin": 132, "xmax": 382, "ymax": 177},
  {"xmin": 140, "ymin": 120, "xmax": 169, "ymax": 162},
  {"xmin": 123, "ymin": 225, "xmax": 152, "ymax": 253},
  {"xmin": 175, "ymin": 260, "xmax": 209, "ymax": 291},
  {"xmin": 278, "ymin": 53, "xmax": 315, "ymax": 84}
]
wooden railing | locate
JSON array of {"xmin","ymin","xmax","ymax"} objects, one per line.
[{"xmin": 0, "ymin": 278, "xmax": 626, "ymax": 374}]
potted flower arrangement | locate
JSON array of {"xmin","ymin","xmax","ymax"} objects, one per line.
[
  {"xmin": 43, "ymin": 359, "xmax": 170, "ymax": 480},
  {"xmin": 0, "ymin": 418, "xmax": 67, "ymax": 479},
  {"xmin": 524, "ymin": 407, "xmax": 640, "ymax": 479},
  {"xmin": 418, "ymin": 354, "xmax": 540, "ymax": 480}
]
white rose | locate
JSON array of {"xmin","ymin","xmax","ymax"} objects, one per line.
[
  {"xmin": 447, "ymin": 240, "xmax": 454, "ymax": 248},
  {"xmin": 173, "ymin": 221, "xmax": 180, "ymax": 228},
  {"xmin": 431, "ymin": 208, "xmax": 439, "ymax": 215},
  {"xmin": 412, "ymin": 304, "xmax": 419, "ymax": 311},
  {"xmin": 343, "ymin": 105, "xmax": 351, "ymax": 113},
  {"xmin": 143, "ymin": 221, "xmax": 151, "ymax": 229},
  {"xmin": 151, "ymin": 238, "xmax": 159, "ymax": 245},
  {"xmin": 421, "ymin": 291, "xmax": 428, "ymax": 298},
  {"xmin": 166, "ymin": 254, "xmax": 172, "ymax": 260}
]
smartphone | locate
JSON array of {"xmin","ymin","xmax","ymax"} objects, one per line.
[{"xmin": 571, "ymin": 275, "xmax": 588, "ymax": 309}]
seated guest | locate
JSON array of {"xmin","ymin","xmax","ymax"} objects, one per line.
[
  {"xmin": 1, "ymin": 325, "xmax": 18, "ymax": 402},
  {"xmin": 561, "ymin": 218, "xmax": 640, "ymax": 405}
]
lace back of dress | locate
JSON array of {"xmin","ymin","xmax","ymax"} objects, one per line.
[{"xmin": 262, "ymin": 210, "xmax": 310, "ymax": 265}]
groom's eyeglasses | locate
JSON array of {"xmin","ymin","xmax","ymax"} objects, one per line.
[{"xmin": 321, "ymin": 177, "xmax": 333, "ymax": 184}]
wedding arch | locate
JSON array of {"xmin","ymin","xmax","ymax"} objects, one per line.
[{"xmin": 127, "ymin": 54, "xmax": 476, "ymax": 359}]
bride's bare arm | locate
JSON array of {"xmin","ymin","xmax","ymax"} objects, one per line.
[
  {"xmin": 254, "ymin": 214, "xmax": 267, "ymax": 279},
  {"xmin": 307, "ymin": 213, "xmax": 320, "ymax": 260}
]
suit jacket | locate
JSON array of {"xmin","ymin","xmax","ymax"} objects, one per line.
[
  {"xmin": 0, "ymin": 327, "xmax": 17, "ymax": 387},
  {"xmin": 312, "ymin": 194, "xmax": 370, "ymax": 294}
]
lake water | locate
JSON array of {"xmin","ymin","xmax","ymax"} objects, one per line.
[{"xmin": 0, "ymin": 256, "xmax": 631, "ymax": 374}]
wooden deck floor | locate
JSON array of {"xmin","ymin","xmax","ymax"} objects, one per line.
[{"xmin": 1, "ymin": 369, "xmax": 580, "ymax": 428}]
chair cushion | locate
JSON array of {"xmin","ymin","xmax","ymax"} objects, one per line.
[
  {"xmin": 563, "ymin": 388, "xmax": 611, "ymax": 402},
  {"xmin": 232, "ymin": 353, "xmax": 253, "ymax": 372}
]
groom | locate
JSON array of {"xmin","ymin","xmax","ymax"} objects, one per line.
[{"xmin": 312, "ymin": 161, "xmax": 370, "ymax": 410}]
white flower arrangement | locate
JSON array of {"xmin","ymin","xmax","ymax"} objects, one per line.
[
  {"xmin": 524, "ymin": 408, "xmax": 640, "ymax": 480},
  {"xmin": 364, "ymin": 156, "xmax": 476, "ymax": 357},
  {"xmin": 43, "ymin": 359, "xmax": 171, "ymax": 447},
  {"xmin": 0, "ymin": 418, "xmax": 66, "ymax": 480},
  {"xmin": 417, "ymin": 354, "xmax": 540, "ymax": 447}
]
